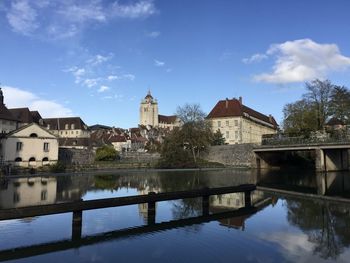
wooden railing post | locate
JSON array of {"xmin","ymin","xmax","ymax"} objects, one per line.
[
  {"xmin": 202, "ymin": 187, "xmax": 210, "ymax": 216},
  {"xmin": 72, "ymin": 210, "xmax": 82, "ymax": 240},
  {"xmin": 244, "ymin": 191, "xmax": 252, "ymax": 208},
  {"xmin": 147, "ymin": 192, "xmax": 156, "ymax": 225}
]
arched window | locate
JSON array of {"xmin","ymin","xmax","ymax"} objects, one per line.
[
  {"xmin": 29, "ymin": 157, "xmax": 36, "ymax": 162},
  {"xmin": 42, "ymin": 157, "xmax": 49, "ymax": 162},
  {"xmin": 15, "ymin": 157, "xmax": 22, "ymax": 162},
  {"xmin": 30, "ymin": 133, "xmax": 38, "ymax": 137},
  {"xmin": 71, "ymin": 124, "xmax": 75, "ymax": 129}
]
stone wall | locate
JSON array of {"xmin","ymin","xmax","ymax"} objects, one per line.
[
  {"xmin": 201, "ymin": 144, "xmax": 257, "ymax": 167},
  {"xmin": 59, "ymin": 148, "xmax": 95, "ymax": 165},
  {"xmin": 120, "ymin": 152, "xmax": 160, "ymax": 163}
]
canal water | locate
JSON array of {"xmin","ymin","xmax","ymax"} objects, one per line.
[{"xmin": 0, "ymin": 169, "xmax": 350, "ymax": 262}]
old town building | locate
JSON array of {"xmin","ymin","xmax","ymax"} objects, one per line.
[
  {"xmin": 139, "ymin": 90, "xmax": 181, "ymax": 130},
  {"xmin": 207, "ymin": 97, "xmax": 278, "ymax": 144}
]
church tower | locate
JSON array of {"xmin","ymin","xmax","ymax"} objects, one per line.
[{"xmin": 139, "ymin": 90, "xmax": 159, "ymax": 127}]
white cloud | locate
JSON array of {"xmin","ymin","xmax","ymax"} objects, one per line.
[
  {"xmin": 107, "ymin": 74, "xmax": 135, "ymax": 81},
  {"xmin": 111, "ymin": 0, "xmax": 157, "ymax": 18},
  {"xmin": 146, "ymin": 31, "xmax": 160, "ymax": 38},
  {"xmin": 251, "ymin": 39, "xmax": 350, "ymax": 83},
  {"xmin": 107, "ymin": 75, "xmax": 119, "ymax": 81},
  {"xmin": 86, "ymin": 54, "xmax": 113, "ymax": 66},
  {"xmin": 242, "ymin": 53, "xmax": 268, "ymax": 64},
  {"xmin": 122, "ymin": 74, "xmax": 135, "ymax": 81},
  {"xmin": 98, "ymin": 85, "xmax": 110, "ymax": 93},
  {"xmin": 64, "ymin": 67, "xmax": 86, "ymax": 84},
  {"xmin": 2, "ymin": 86, "xmax": 73, "ymax": 117},
  {"xmin": 84, "ymin": 78, "xmax": 102, "ymax": 88},
  {"xmin": 6, "ymin": 0, "xmax": 39, "ymax": 35},
  {"xmin": 4, "ymin": 0, "xmax": 157, "ymax": 39},
  {"xmin": 57, "ymin": 1, "xmax": 106, "ymax": 24},
  {"xmin": 154, "ymin": 59, "xmax": 165, "ymax": 67}
]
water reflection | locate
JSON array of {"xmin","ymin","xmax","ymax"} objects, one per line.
[
  {"xmin": 1, "ymin": 169, "xmax": 350, "ymax": 262},
  {"xmin": 286, "ymin": 197, "xmax": 350, "ymax": 260}
]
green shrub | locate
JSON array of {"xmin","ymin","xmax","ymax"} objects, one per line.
[
  {"xmin": 49, "ymin": 162, "xmax": 66, "ymax": 173},
  {"xmin": 95, "ymin": 145, "xmax": 119, "ymax": 161}
]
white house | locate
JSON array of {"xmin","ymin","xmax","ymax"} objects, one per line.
[{"xmin": 0, "ymin": 123, "xmax": 59, "ymax": 167}]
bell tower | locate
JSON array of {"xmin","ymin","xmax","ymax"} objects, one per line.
[{"xmin": 139, "ymin": 90, "xmax": 159, "ymax": 127}]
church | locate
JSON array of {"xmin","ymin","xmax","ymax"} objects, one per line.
[{"xmin": 139, "ymin": 91, "xmax": 181, "ymax": 130}]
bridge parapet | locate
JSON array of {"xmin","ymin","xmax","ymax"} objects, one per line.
[{"xmin": 261, "ymin": 133, "xmax": 350, "ymax": 147}]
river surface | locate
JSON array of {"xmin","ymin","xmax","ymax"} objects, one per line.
[{"xmin": 0, "ymin": 169, "xmax": 350, "ymax": 262}]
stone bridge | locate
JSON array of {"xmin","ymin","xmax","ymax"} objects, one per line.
[{"xmin": 253, "ymin": 143, "xmax": 350, "ymax": 172}]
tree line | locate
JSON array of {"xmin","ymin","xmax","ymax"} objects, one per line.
[{"xmin": 283, "ymin": 79, "xmax": 350, "ymax": 135}]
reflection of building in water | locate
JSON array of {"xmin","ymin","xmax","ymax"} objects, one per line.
[
  {"xmin": 0, "ymin": 177, "xmax": 57, "ymax": 209},
  {"xmin": 137, "ymin": 186, "xmax": 161, "ymax": 223},
  {"xmin": 211, "ymin": 190, "xmax": 266, "ymax": 209},
  {"xmin": 210, "ymin": 190, "xmax": 268, "ymax": 230}
]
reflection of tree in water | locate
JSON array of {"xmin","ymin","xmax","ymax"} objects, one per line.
[{"xmin": 286, "ymin": 198, "xmax": 350, "ymax": 259}]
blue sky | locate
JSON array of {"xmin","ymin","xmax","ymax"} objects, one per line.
[{"xmin": 1, "ymin": 0, "xmax": 350, "ymax": 128}]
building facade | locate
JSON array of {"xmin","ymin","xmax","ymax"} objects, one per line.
[
  {"xmin": 0, "ymin": 123, "xmax": 59, "ymax": 167},
  {"xmin": 207, "ymin": 97, "xmax": 278, "ymax": 144},
  {"xmin": 139, "ymin": 91, "xmax": 180, "ymax": 130}
]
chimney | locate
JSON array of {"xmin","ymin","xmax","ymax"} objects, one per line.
[
  {"xmin": 225, "ymin": 98, "xmax": 229, "ymax": 109},
  {"xmin": 269, "ymin": 114, "xmax": 273, "ymax": 123},
  {"xmin": 239, "ymin": 96, "xmax": 242, "ymax": 105}
]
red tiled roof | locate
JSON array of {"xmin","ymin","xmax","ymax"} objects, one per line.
[
  {"xmin": 207, "ymin": 98, "xmax": 278, "ymax": 128},
  {"xmin": 158, "ymin": 115, "xmax": 177, "ymax": 124}
]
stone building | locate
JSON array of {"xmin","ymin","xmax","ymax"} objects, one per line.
[
  {"xmin": 0, "ymin": 123, "xmax": 59, "ymax": 167},
  {"xmin": 139, "ymin": 90, "xmax": 181, "ymax": 130},
  {"xmin": 207, "ymin": 97, "xmax": 278, "ymax": 144}
]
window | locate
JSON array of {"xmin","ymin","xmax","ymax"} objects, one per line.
[
  {"xmin": 71, "ymin": 124, "xmax": 75, "ymax": 129},
  {"xmin": 42, "ymin": 157, "xmax": 49, "ymax": 162},
  {"xmin": 16, "ymin": 142, "xmax": 22, "ymax": 151},
  {"xmin": 218, "ymin": 121, "xmax": 221, "ymax": 127},
  {"xmin": 234, "ymin": 120, "xmax": 238, "ymax": 126},
  {"xmin": 76, "ymin": 131, "xmax": 79, "ymax": 134},
  {"xmin": 65, "ymin": 124, "xmax": 69, "ymax": 130},
  {"xmin": 15, "ymin": 157, "xmax": 22, "ymax": 162},
  {"xmin": 44, "ymin": 143, "xmax": 49, "ymax": 152},
  {"xmin": 29, "ymin": 157, "xmax": 36, "ymax": 162},
  {"xmin": 41, "ymin": 190, "xmax": 47, "ymax": 201},
  {"xmin": 30, "ymin": 133, "xmax": 38, "ymax": 137},
  {"xmin": 47, "ymin": 124, "xmax": 50, "ymax": 129},
  {"xmin": 226, "ymin": 120, "xmax": 229, "ymax": 126}
]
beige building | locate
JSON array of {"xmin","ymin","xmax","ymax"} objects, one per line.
[
  {"xmin": 0, "ymin": 123, "xmax": 59, "ymax": 167},
  {"xmin": 43, "ymin": 117, "xmax": 90, "ymax": 138},
  {"xmin": 139, "ymin": 91, "xmax": 181, "ymax": 130},
  {"xmin": 207, "ymin": 97, "xmax": 278, "ymax": 144},
  {"xmin": 0, "ymin": 177, "xmax": 57, "ymax": 209},
  {"xmin": 43, "ymin": 117, "xmax": 91, "ymax": 149}
]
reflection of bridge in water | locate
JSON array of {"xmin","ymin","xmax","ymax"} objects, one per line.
[
  {"xmin": 0, "ymin": 184, "xmax": 271, "ymax": 262},
  {"xmin": 254, "ymin": 143, "xmax": 350, "ymax": 172}
]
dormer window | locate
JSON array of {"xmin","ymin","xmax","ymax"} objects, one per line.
[
  {"xmin": 71, "ymin": 124, "xmax": 75, "ymax": 129},
  {"xmin": 65, "ymin": 124, "xmax": 69, "ymax": 130},
  {"xmin": 47, "ymin": 124, "xmax": 50, "ymax": 129}
]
